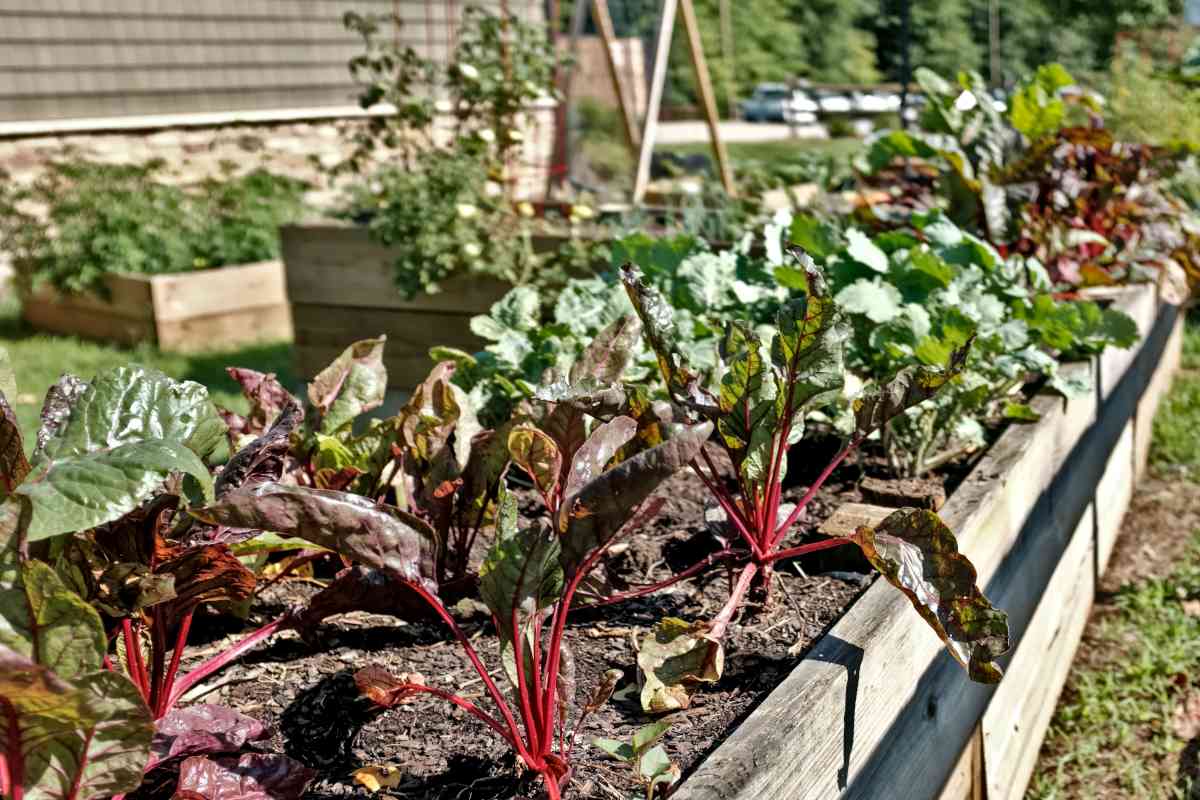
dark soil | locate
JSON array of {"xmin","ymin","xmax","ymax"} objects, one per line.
[{"xmin": 176, "ymin": 440, "xmax": 960, "ymax": 800}]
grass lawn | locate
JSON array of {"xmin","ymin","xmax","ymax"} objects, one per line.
[
  {"xmin": 661, "ymin": 137, "xmax": 864, "ymax": 163},
  {"xmin": 1027, "ymin": 314, "xmax": 1200, "ymax": 800},
  {"xmin": 0, "ymin": 294, "xmax": 296, "ymax": 444}
]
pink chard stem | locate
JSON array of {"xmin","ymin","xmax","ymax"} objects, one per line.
[
  {"xmin": 167, "ymin": 615, "xmax": 289, "ymax": 709},
  {"xmin": 708, "ymin": 562, "xmax": 759, "ymax": 641},
  {"xmin": 771, "ymin": 435, "xmax": 864, "ymax": 550}
]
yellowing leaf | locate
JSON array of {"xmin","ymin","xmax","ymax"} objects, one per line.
[
  {"xmin": 637, "ymin": 618, "xmax": 724, "ymax": 713},
  {"xmin": 353, "ymin": 764, "xmax": 403, "ymax": 793}
]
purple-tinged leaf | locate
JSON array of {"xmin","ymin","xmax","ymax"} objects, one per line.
[
  {"xmin": 507, "ymin": 426, "xmax": 563, "ymax": 498},
  {"xmin": 563, "ymin": 416, "xmax": 638, "ymax": 504},
  {"xmin": 768, "ymin": 263, "xmax": 846, "ymax": 420},
  {"xmin": 308, "ymin": 337, "xmax": 387, "ymax": 434},
  {"xmin": 568, "ymin": 315, "xmax": 643, "ymax": 385},
  {"xmin": 292, "ymin": 566, "xmax": 438, "ymax": 636},
  {"xmin": 354, "ymin": 664, "xmax": 427, "ymax": 709},
  {"xmin": 558, "ymin": 421, "xmax": 712, "ymax": 577},
  {"xmin": 852, "ymin": 508, "xmax": 1010, "ymax": 683},
  {"xmin": 220, "ymin": 369, "xmax": 297, "ymax": 441},
  {"xmin": 191, "ymin": 484, "xmax": 439, "ymax": 593},
  {"xmin": 174, "ymin": 752, "xmax": 316, "ymax": 800},
  {"xmin": 852, "ymin": 339, "xmax": 973, "ymax": 438},
  {"xmin": 619, "ymin": 264, "xmax": 718, "ymax": 413},
  {"xmin": 214, "ymin": 397, "xmax": 303, "ymax": 498},
  {"xmin": 148, "ymin": 704, "xmax": 268, "ymax": 771},
  {"xmin": 0, "ymin": 390, "xmax": 30, "ymax": 497}
]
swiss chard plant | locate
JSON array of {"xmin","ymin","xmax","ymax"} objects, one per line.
[
  {"xmin": 530, "ymin": 257, "xmax": 1013, "ymax": 711},
  {"xmin": 0, "ymin": 368, "xmax": 314, "ymax": 799},
  {"xmin": 820, "ymin": 211, "xmax": 1137, "ymax": 476},
  {"xmin": 191, "ymin": 369, "xmax": 713, "ymax": 800}
]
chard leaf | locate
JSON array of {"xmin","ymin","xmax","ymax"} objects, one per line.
[
  {"xmin": 38, "ymin": 366, "xmax": 224, "ymax": 464},
  {"xmin": 293, "ymin": 566, "xmax": 435, "ymax": 633},
  {"xmin": 770, "ymin": 266, "xmax": 846, "ymax": 419},
  {"xmin": 637, "ymin": 617, "xmax": 723, "ymax": 713},
  {"xmin": 641, "ymin": 745, "xmax": 682, "ymax": 793},
  {"xmin": 563, "ymin": 416, "xmax": 638, "ymax": 504},
  {"xmin": 569, "ymin": 315, "xmax": 642, "ymax": 385},
  {"xmin": 191, "ymin": 484, "xmax": 439, "ymax": 593},
  {"xmin": 308, "ymin": 337, "xmax": 388, "ymax": 434},
  {"xmin": 594, "ymin": 737, "xmax": 635, "ymax": 762},
  {"xmin": 16, "ymin": 440, "xmax": 214, "ymax": 542},
  {"xmin": 175, "ymin": 752, "xmax": 316, "ymax": 800},
  {"xmin": 852, "ymin": 338, "xmax": 972, "ymax": 439},
  {"xmin": 507, "ymin": 426, "xmax": 563, "ymax": 498},
  {"xmin": 220, "ymin": 368, "xmax": 297, "ymax": 441},
  {"xmin": 0, "ymin": 556, "xmax": 106, "ymax": 676},
  {"xmin": 0, "ymin": 389, "xmax": 30, "ymax": 496},
  {"xmin": 399, "ymin": 361, "xmax": 478, "ymax": 473},
  {"xmin": 1002, "ymin": 402, "xmax": 1040, "ymax": 422},
  {"xmin": 149, "ymin": 704, "xmax": 268, "ymax": 770},
  {"xmin": 35, "ymin": 376, "xmax": 88, "ymax": 460},
  {"xmin": 715, "ymin": 324, "xmax": 775, "ymax": 484},
  {"xmin": 478, "ymin": 493, "xmax": 563, "ymax": 654},
  {"xmin": 0, "ymin": 651, "xmax": 154, "ymax": 800},
  {"xmin": 558, "ymin": 422, "xmax": 712, "ymax": 577},
  {"xmin": 619, "ymin": 264, "xmax": 717, "ymax": 411},
  {"xmin": 852, "ymin": 509, "xmax": 1010, "ymax": 683},
  {"xmin": 214, "ymin": 398, "xmax": 303, "ymax": 498}
]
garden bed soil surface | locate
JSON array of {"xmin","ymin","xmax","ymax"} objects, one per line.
[{"xmin": 175, "ymin": 442, "xmax": 969, "ymax": 800}]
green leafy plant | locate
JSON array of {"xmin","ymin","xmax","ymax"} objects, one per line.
[
  {"xmin": 190, "ymin": 383, "xmax": 713, "ymax": 800},
  {"xmin": 821, "ymin": 211, "xmax": 1137, "ymax": 476},
  {"xmin": 0, "ymin": 161, "xmax": 306, "ymax": 296},
  {"xmin": 0, "ymin": 368, "xmax": 314, "ymax": 799},
  {"xmin": 594, "ymin": 720, "xmax": 680, "ymax": 799}
]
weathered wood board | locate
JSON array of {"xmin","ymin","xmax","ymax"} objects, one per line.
[
  {"xmin": 672, "ymin": 283, "xmax": 1182, "ymax": 800},
  {"xmin": 281, "ymin": 221, "xmax": 595, "ymax": 390},
  {"xmin": 21, "ymin": 260, "xmax": 292, "ymax": 352}
]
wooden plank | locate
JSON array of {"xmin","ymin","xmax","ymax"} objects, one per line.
[
  {"xmin": 147, "ymin": 260, "xmax": 287, "ymax": 321},
  {"xmin": 632, "ymin": 0, "xmax": 677, "ymax": 203},
  {"xmin": 22, "ymin": 295, "xmax": 156, "ymax": 345},
  {"xmin": 981, "ymin": 504, "xmax": 1095, "ymax": 799},
  {"xmin": 154, "ymin": 303, "xmax": 292, "ymax": 353},
  {"xmin": 677, "ymin": 0, "xmax": 736, "ymax": 197},
  {"xmin": 22, "ymin": 272, "xmax": 155, "ymax": 320},
  {"xmin": 291, "ymin": 303, "xmax": 483, "ymax": 389},
  {"xmin": 818, "ymin": 503, "xmax": 892, "ymax": 538},
  {"xmin": 1095, "ymin": 422, "xmax": 1134, "ymax": 573},
  {"xmin": 1097, "ymin": 284, "xmax": 1158, "ymax": 403},
  {"xmin": 280, "ymin": 223, "xmax": 512, "ymax": 313},
  {"xmin": 937, "ymin": 724, "xmax": 984, "ymax": 800},
  {"xmin": 673, "ymin": 294, "xmax": 1179, "ymax": 800},
  {"xmin": 590, "ymin": 0, "xmax": 640, "ymax": 153}
]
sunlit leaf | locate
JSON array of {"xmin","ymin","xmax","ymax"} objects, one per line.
[{"xmin": 637, "ymin": 617, "xmax": 723, "ymax": 713}]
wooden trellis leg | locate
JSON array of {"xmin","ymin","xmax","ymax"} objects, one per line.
[
  {"xmin": 678, "ymin": 0, "xmax": 736, "ymax": 197},
  {"xmin": 591, "ymin": 0, "xmax": 640, "ymax": 153},
  {"xmin": 632, "ymin": 0, "xmax": 677, "ymax": 203}
]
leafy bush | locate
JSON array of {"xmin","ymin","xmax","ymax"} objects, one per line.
[
  {"xmin": 0, "ymin": 160, "xmax": 307, "ymax": 295},
  {"xmin": 817, "ymin": 211, "xmax": 1136, "ymax": 476}
]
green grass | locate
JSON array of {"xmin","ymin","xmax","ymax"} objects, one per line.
[
  {"xmin": 1027, "ymin": 314, "xmax": 1200, "ymax": 800},
  {"xmin": 661, "ymin": 137, "xmax": 864, "ymax": 163},
  {"xmin": 1151, "ymin": 314, "xmax": 1200, "ymax": 476},
  {"xmin": 1026, "ymin": 538, "xmax": 1200, "ymax": 800},
  {"xmin": 0, "ymin": 294, "xmax": 296, "ymax": 444}
]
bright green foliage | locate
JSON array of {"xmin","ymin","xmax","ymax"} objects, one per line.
[
  {"xmin": 594, "ymin": 721, "xmax": 681, "ymax": 800},
  {"xmin": 0, "ymin": 553, "xmax": 154, "ymax": 800},
  {"xmin": 818, "ymin": 211, "xmax": 1137, "ymax": 476},
  {"xmin": 0, "ymin": 161, "xmax": 306, "ymax": 296},
  {"xmin": 6, "ymin": 367, "xmax": 222, "ymax": 541},
  {"xmin": 1009, "ymin": 63, "xmax": 1083, "ymax": 141}
]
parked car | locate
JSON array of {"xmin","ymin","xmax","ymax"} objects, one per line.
[{"xmin": 740, "ymin": 83, "xmax": 817, "ymax": 123}]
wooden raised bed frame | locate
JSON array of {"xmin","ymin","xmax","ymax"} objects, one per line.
[
  {"xmin": 281, "ymin": 221, "xmax": 512, "ymax": 388},
  {"xmin": 672, "ymin": 282, "xmax": 1184, "ymax": 800},
  {"xmin": 20, "ymin": 261, "xmax": 292, "ymax": 353}
]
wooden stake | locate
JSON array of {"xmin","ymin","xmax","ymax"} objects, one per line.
[
  {"xmin": 548, "ymin": 0, "xmax": 589, "ymax": 194},
  {"xmin": 679, "ymin": 0, "xmax": 736, "ymax": 196},
  {"xmin": 591, "ymin": 0, "xmax": 640, "ymax": 153},
  {"xmin": 632, "ymin": 0, "xmax": 678, "ymax": 203}
]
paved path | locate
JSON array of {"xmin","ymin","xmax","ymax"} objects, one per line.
[{"xmin": 656, "ymin": 120, "xmax": 826, "ymax": 145}]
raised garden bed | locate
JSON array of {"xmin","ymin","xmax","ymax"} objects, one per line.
[
  {"xmin": 281, "ymin": 221, "xmax": 590, "ymax": 389},
  {"xmin": 671, "ymin": 280, "xmax": 1184, "ymax": 800},
  {"xmin": 20, "ymin": 260, "xmax": 292, "ymax": 352}
]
